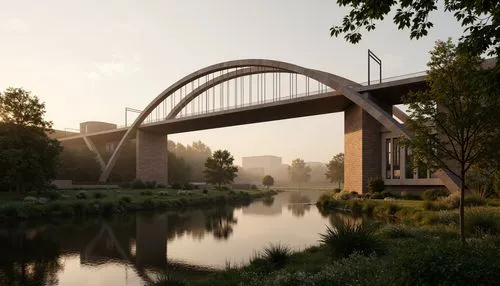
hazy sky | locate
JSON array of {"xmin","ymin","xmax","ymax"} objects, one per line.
[{"xmin": 0, "ymin": 0, "xmax": 463, "ymax": 165}]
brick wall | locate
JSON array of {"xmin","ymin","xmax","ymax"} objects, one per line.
[{"xmin": 344, "ymin": 105, "xmax": 382, "ymax": 193}]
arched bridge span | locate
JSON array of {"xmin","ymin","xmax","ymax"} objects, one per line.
[{"xmin": 96, "ymin": 59, "xmax": 458, "ymax": 193}]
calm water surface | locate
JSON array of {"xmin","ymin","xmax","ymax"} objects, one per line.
[{"xmin": 0, "ymin": 190, "xmax": 336, "ymax": 285}]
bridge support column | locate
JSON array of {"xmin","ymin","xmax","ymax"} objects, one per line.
[
  {"xmin": 344, "ymin": 104, "xmax": 382, "ymax": 194},
  {"xmin": 136, "ymin": 130, "xmax": 168, "ymax": 184}
]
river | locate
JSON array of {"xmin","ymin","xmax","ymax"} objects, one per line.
[{"xmin": 0, "ymin": 190, "xmax": 336, "ymax": 285}]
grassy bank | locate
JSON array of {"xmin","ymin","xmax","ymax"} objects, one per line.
[
  {"xmin": 0, "ymin": 188, "xmax": 277, "ymax": 222},
  {"xmin": 148, "ymin": 193, "xmax": 500, "ymax": 285},
  {"xmin": 151, "ymin": 219, "xmax": 500, "ymax": 285}
]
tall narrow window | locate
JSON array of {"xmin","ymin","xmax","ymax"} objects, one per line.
[
  {"xmin": 405, "ymin": 147, "xmax": 413, "ymax": 179},
  {"xmin": 385, "ymin": 139, "xmax": 392, "ymax": 179},
  {"xmin": 392, "ymin": 138, "xmax": 400, "ymax": 179}
]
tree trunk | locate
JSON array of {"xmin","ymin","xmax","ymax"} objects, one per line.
[{"xmin": 459, "ymin": 167, "xmax": 466, "ymax": 245}]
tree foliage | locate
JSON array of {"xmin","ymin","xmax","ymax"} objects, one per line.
[
  {"xmin": 56, "ymin": 148, "xmax": 101, "ymax": 183},
  {"xmin": 288, "ymin": 158, "xmax": 312, "ymax": 188},
  {"xmin": 0, "ymin": 87, "xmax": 53, "ymax": 130},
  {"xmin": 326, "ymin": 153, "xmax": 344, "ymax": 189},
  {"xmin": 168, "ymin": 140, "xmax": 211, "ymax": 182},
  {"xmin": 330, "ymin": 0, "xmax": 500, "ymax": 57},
  {"xmin": 203, "ymin": 150, "xmax": 238, "ymax": 190},
  {"xmin": 403, "ymin": 39, "xmax": 500, "ymax": 243},
  {"xmin": 262, "ymin": 175, "xmax": 275, "ymax": 189},
  {"xmin": 0, "ymin": 123, "xmax": 61, "ymax": 192},
  {"xmin": 168, "ymin": 151, "xmax": 191, "ymax": 184}
]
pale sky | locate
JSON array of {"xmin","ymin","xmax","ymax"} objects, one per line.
[{"xmin": 0, "ymin": 0, "xmax": 463, "ymax": 165}]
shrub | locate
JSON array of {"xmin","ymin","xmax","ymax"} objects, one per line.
[
  {"xmin": 140, "ymin": 190, "xmax": 153, "ymax": 196},
  {"xmin": 376, "ymin": 224, "xmax": 421, "ymax": 239},
  {"xmin": 464, "ymin": 195, "xmax": 486, "ymax": 206},
  {"xmin": 261, "ymin": 243, "xmax": 292, "ymax": 269},
  {"xmin": 370, "ymin": 193, "xmax": 384, "ymax": 199},
  {"xmin": 157, "ymin": 183, "xmax": 166, "ymax": 189},
  {"xmin": 142, "ymin": 198, "xmax": 155, "ymax": 209},
  {"xmin": 333, "ymin": 188, "xmax": 342, "ymax": 193},
  {"xmin": 43, "ymin": 190, "xmax": 61, "ymax": 200},
  {"xmin": 250, "ymin": 184, "xmax": 258, "ymax": 190},
  {"xmin": 182, "ymin": 183, "xmax": 194, "ymax": 190},
  {"xmin": 465, "ymin": 210, "xmax": 499, "ymax": 235},
  {"xmin": 119, "ymin": 181, "xmax": 131, "ymax": 189},
  {"xmin": 93, "ymin": 192, "xmax": 107, "ymax": 199},
  {"xmin": 171, "ymin": 182, "xmax": 182, "ymax": 189},
  {"xmin": 373, "ymin": 203, "xmax": 400, "ymax": 216},
  {"xmin": 380, "ymin": 190, "xmax": 392, "ymax": 198},
  {"xmin": 202, "ymin": 189, "xmax": 208, "ymax": 194},
  {"xmin": 400, "ymin": 191, "xmax": 421, "ymax": 200},
  {"xmin": 119, "ymin": 196, "xmax": 132, "ymax": 204},
  {"xmin": 99, "ymin": 202, "xmax": 115, "ymax": 216},
  {"xmin": 145, "ymin": 180, "xmax": 157, "ymax": 189},
  {"xmin": 319, "ymin": 218, "xmax": 385, "ymax": 258},
  {"xmin": 335, "ymin": 191, "xmax": 353, "ymax": 200},
  {"xmin": 76, "ymin": 191, "xmax": 87, "ymax": 200},
  {"xmin": 422, "ymin": 189, "xmax": 449, "ymax": 201},
  {"xmin": 367, "ymin": 177, "xmax": 385, "ymax": 193},
  {"xmin": 71, "ymin": 202, "xmax": 87, "ymax": 216},
  {"xmin": 131, "ymin": 179, "xmax": 146, "ymax": 189}
]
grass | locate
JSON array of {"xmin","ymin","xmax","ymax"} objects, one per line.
[
  {"xmin": 261, "ymin": 243, "xmax": 292, "ymax": 269},
  {"xmin": 0, "ymin": 188, "xmax": 276, "ymax": 222}
]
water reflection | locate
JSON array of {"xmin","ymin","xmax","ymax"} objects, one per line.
[
  {"xmin": 287, "ymin": 192, "xmax": 312, "ymax": 217},
  {"xmin": 0, "ymin": 190, "xmax": 335, "ymax": 285}
]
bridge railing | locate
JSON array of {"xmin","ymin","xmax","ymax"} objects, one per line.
[{"xmin": 118, "ymin": 70, "xmax": 428, "ymax": 127}]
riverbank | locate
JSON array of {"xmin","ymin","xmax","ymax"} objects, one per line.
[
  {"xmin": 151, "ymin": 196, "xmax": 500, "ymax": 285},
  {"xmin": 0, "ymin": 188, "xmax": 278, "ymax": 222}
]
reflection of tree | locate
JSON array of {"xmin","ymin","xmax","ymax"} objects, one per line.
[
  {"xmin": 262, "ymin": 196, "xmax": 275, "ymax": 207},
  {"xmin": 287, "ymin": 192, "xmax": 312, "ymax": 217},
  {"xmin": 204, "ymin": 206, "xmax": 238, "ymax": 240},
  {"xmin": 0, "ymin": 231, "xmax": 63, "ymax": 285}
]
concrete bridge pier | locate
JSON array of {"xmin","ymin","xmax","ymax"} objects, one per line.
[
  {"xmin": 136, "ymin": 130, "xmax": 168, "ymax": 185},
  {"xmin": 344, "ymin": 104, "xmax": 383, "ymax": 194}
]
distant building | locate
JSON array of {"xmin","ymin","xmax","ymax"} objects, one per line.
[{"xmin": 242, "ymin": 155, "xmax": 283, "ymax": 177}]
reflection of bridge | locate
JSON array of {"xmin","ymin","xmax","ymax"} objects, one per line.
[{"xmin": 58, "ymin": 59, "xmax": 458, "ymax": 193}]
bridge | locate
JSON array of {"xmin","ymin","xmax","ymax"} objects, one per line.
[{"xmin": 58, "ymin": 59, "xmax": 459, "ymax": 193}]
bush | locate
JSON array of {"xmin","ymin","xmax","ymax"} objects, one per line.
[
  {"xmin": 119, "ymin": 181, "xmax": 131, "ymax": 189},
  {"xmin": 261, "ymin": 243, "xmax": 292, "ymax": 269},
  {"xmin": 373, "ymin": 203, "xmax": 399, "ymax": 216},
  {"xmin": 140, "ymin": 190, "xmax": 153, "ymax": 196},
  {"xmin": 119, "ymin": 196, "xmax": 132, "ymax": 204},
  {"xmin": 71, "ymin": 202, "xmax": 87, "ymax": 216},
  {"xmin": 93, "ymin": 191, "xmax": 107, "ymax": 199},
  {"xmin": 76, "ymin": 191, "xmax": 87, "ymax": 199},
  {"xmin": 145, "ymin": 180, "xmax": 157, "ymax": 189},
  {"xmin": 182, "ymin": 183, "xmax": 194, "ymax": 190},
  {"xmin": 43, "ymin": 190, "xmax": 61, "ymax": 200},
  {"xmin": 99, "ymin": 202, "xmax": 115, "ymax": 216},
  {"xmin": 376, "ymin": 224, "xmax": 421, "ymax": 239},
  {"xmin": 422, "ymin": 189, "xmax": 450, "ymax": 201},
  {"xmin": 367, "ymin": 177, "xmax": 385, "ymax": 193},
  {"xmin": 465, "ymin": 195, "xmax": 486, "ymax": 206},
  {"xmin": 380, "ymin": 191, "xmax": 392, "ymax": 198},
  {"xmin": 171, "ymin": 182, "xmax": 182, "ymax": 190},
  {"xmin": 335, "ymin": 191, "xmax": 353, "ymax": 200},
  {"xmin": 131, "ymin": 179, "xmax": 146, "ymax": 189},
  {"xmin": 157, "ymin": 183, "xmax": 166, "ymax": 189},
  {"xmin": 370, "ymin": 193, "xmax": 384, "ymax": 199},
  {"xmin": 142, "ymin": 198, "xmax": 155, "ymax": 209},
  {"xmin": 319, "ymin": 218, "xmax": 385, "ymax": 258},
  {"xmin": 465, "ymin": 210, "xmax": 499, "ymax": 235},
  {"xmin": 202, "ymin": 189, "xmax": 208, "ymax": 194},
  {"xmin": 250, "ymin": 184, "xmax": 258, "ymax": 190},
  {"xmin": 333, "ymin": 188, "xmax": 342, "ymax": 193},
  {"xmin": 400, "ymin": 191, "xmax": 422, "ymax": 200}
]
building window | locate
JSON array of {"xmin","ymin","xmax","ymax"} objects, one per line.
[
  {"xmin": 392, "ymin": 138, "xmax": 400, "ymax": 179},
  {"xmin": 385, "ymin": 139, "xmax": 392, "ymax": 179},
  {"xmin": 405, "ymin": 147, "xmax": 413, "ymax": 179}
]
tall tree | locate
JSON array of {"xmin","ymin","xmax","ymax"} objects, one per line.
[
  {"xmin": 325, "ymin": 153, "xmax": 344, "ymax": 189},
  {"xmin": 262, "ymin": 175, "xmax": 275, "ymax": 189},
  {"xmin": 56, "ymin": 148, "xmax": 101, "ymax": 183},
  {"xmin": 203, "ymin": 150, "xmax": 238, "ymax": 190},
  {"xmin": 330, "ymin": 0, "xmax": 500, "ymax": 57},
  {"xmin": 0, "ymin": 87, "xmax": 53, "ymax": 130},
  {"xmin": 288, "ymin": 158, "xmax": 312, "ymax": 189},
  {"xmin": 403, "ymin": 39, "xmax": 500, "ymax": 244},
  {"xmin": 0, "ymin": 123, "xmax": 61, "ymax": 192}
]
